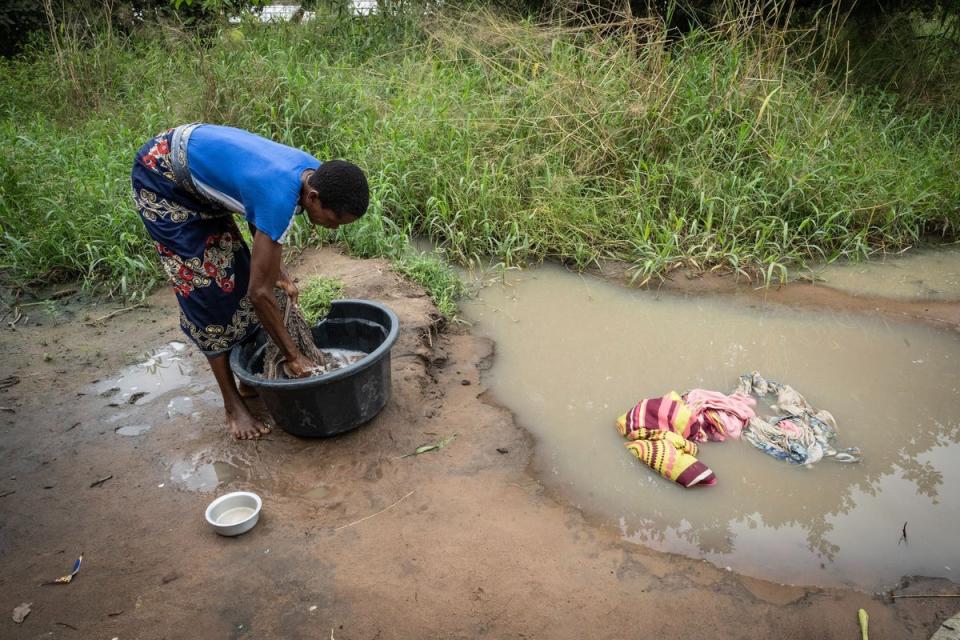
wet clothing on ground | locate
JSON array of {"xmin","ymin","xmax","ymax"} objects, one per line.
[
  {"xmin": 616, "ymin": 391, "xmax": 719, "ymax": 488},
  {"xmin": 615, "ymin": 373, "xmax": 862, "ymax": 489}
]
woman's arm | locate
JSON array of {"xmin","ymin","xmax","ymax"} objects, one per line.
[
  {"xmin": 248, "ymin": 231, "xmax": 314, "ymax": 377},
  {"xmin": 249, "ymin": 220, "xmax": 299, "ymax": 304}
]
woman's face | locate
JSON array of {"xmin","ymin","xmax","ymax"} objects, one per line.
[{"xmin": 303, "ymin": 192, "xmax": 357, "ymax": 230}]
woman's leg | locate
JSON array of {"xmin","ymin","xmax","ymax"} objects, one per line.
[{"xmin": 208, "ymin": 353, "xmax": 271, "ymax": 439}]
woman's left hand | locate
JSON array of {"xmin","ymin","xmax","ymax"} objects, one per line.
[{"xmin": 276, "ymin": 267, "xmax": 299, "ymax": 305}]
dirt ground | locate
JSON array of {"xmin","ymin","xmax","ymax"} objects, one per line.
[{"xmin": 2, "ymin": 247, "xmax": 958, "ymax": 639}]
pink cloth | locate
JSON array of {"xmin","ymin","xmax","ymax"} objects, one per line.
[
  {"xmin": 683, "ymin": 389, "xmax": 756, "ymax": 442},
  {"xmin": 775, "ymin": 419, "xmax": 804, "ymax": 438}
]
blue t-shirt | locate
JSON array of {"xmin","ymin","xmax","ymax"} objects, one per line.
[{"xmin": 186, "ymin": 125, "xmax": 320, "ymax": 243}]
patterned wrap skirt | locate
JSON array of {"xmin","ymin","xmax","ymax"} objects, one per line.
[{"xmin": 131, "ymin": 125, "xmax": 260, "ymax": 356}]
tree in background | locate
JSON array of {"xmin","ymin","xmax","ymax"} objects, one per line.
[{"xmin": 0, "ymin": 0, "xmax": 267, "ymax": 57}]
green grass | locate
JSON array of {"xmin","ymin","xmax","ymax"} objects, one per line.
[
  {"xmin": 1, "ymin": 6, "xmax": 958, "ymax": 313},
  {"xmin": 393, "ymin": 251, "xmax": 467, "ymax": 318},
  {"xmin": 298, "ymin": 275, "xmax": 344, "ymax": 324}
]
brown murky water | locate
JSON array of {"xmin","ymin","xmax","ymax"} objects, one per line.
[
  {"xmin": 811, "ymin": 245, "xmax": 960, "ymax": 300},
  {"xmin": 461, "ymin": 264, "xmax": 960, "ymax": 591}
]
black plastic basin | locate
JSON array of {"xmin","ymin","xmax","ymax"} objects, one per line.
[{"xmin": 230, "ymin": 299, "xmax": 399, "ymax": 437}]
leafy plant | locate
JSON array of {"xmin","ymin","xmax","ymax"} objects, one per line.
[{"xmin": 298, "ymin": 276, "xmax": 345, "ymax": 324}]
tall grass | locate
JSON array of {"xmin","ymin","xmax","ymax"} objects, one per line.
[{"xmin": 0, "ymin": 5, "xmax": 957, "ymax": 309}]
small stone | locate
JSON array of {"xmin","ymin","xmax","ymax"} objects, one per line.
[
  {"xmin": 461, "ymin": 379, "xmax": 471, "ymax": 386},
  {"xmin": 12, "ymin": 602, "xmax": 31, "ymax": 623}
]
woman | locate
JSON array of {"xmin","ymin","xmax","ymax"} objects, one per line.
[{"xmin": 131, "ymin": 123, "xmax": 369, "ymax": 439}]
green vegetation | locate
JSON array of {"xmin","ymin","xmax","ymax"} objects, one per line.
[
  {"xmin": 1, "ymin": 5, "xmax": 958, "ymax": 314},
  {"xmin": 394, "ymin": 251, "xmax": 467, "ymax": 318},
  {"xmin": 298, "ymin": 275, "xmax": 344, "ymax": 324}
]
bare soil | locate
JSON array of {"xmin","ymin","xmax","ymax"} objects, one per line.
[{"xmin": 1, "ymin": 248, "xmax": 958, "ymax": 639}]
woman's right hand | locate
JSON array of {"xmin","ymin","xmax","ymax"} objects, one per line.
[{"xmin": 283, "ymin": 352, "xmax": 317, "ymax": 378}]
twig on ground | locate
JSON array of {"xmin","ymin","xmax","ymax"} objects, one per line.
[
  {"xmin": 334, "ymin": 490, "xmax": 415, "ymax": 532},
  {"xmin": 64, "ymin": 422, "xmax": 80, "ymax": 432},
  {"xmin": 0, "ymin": 490, "xmax": 15, "ymax": 498},
  {"xmin": 89, "ymin": 475, "xmax": 113, "ymax": 488},
  {"xmin": 891, "ymin": 594, "xmax": 960, "ymax": 599},
  {"xmin": 399, "ymin": 435, "xmax": 457, "ymax": 459},
  {"xmin": 85, "ymin": 304, "xmax": 147, "ymax": 326},
  {"xmin": 20, "ymin": 288, "xmax": 78, "ymax": 307},
  {"xmin": 0, "ymin": 406, "xmax": 15, "ymax": 413}
]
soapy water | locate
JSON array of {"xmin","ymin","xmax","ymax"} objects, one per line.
[
  {"xmin": 273, "ymin": 348, "xmax": 368, "ymax": 378},
  {"xmin": 216, "ymin": 506, "xmax": 256, "ymax": 526}
]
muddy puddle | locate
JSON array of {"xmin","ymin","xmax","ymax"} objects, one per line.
[
  {"xmin": 461, "ymin": 263, "xmax": 960, "ymax": 591},
  {"xmin": 90, "ymin": 342, "xmax": 194, "ymax": 406},
  {"xmin": 115, "ymin": 424, "xmax": 153, "ymax": 436},
  {"xmin": 810, "ymin": 245, "xmax": 960, "ymax": 300},
  {"xmin": 169, "ymin": 457, "xmax": 247, "ymax": 493}
]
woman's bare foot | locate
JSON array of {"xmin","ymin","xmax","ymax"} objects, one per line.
[
  {"xmin": 206, "ymin": 352, "xmax": 269, "ymax": 440},
  {"xmin": 225, "ymin": 405, "xmax": 271, "ymax": 440},
  {"xmin": 237, "ymin": 379, "xmax": 259, "ymax": 399}
]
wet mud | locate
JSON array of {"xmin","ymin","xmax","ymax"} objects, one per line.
[{"xmin": 0, "ymin": 247, "xmax": 958, "ymax": 639}]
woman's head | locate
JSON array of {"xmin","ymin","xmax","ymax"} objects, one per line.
[{"xmin": 302, "ymin": 160, "xmax": 369, "ymax": 229}]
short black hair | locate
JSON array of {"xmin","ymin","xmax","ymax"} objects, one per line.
[{"xmin": 308, "ymin": 160, "xmax": 369, "ymax": 220}]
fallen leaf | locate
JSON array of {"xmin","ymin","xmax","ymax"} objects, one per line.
[
  {"xmin": 402, "ymin": 435, "xmax": 457, "ymax": 458},
  {"xmin": 12, "ymin": 602, "xmax": 31, "ymax": 623}
]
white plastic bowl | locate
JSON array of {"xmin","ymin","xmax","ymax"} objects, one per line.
[{"xmin": 205, "ymin": 491, "xmax": 262, "ymax": 536}]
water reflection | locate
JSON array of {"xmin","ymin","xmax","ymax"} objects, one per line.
[
  {"xmin": 89, "ymin": 342, "xmax": 193, "ymax": 405},
  {"xmin": 462, "ymin": 264, "xmax": 960, "ymax": 589}
]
